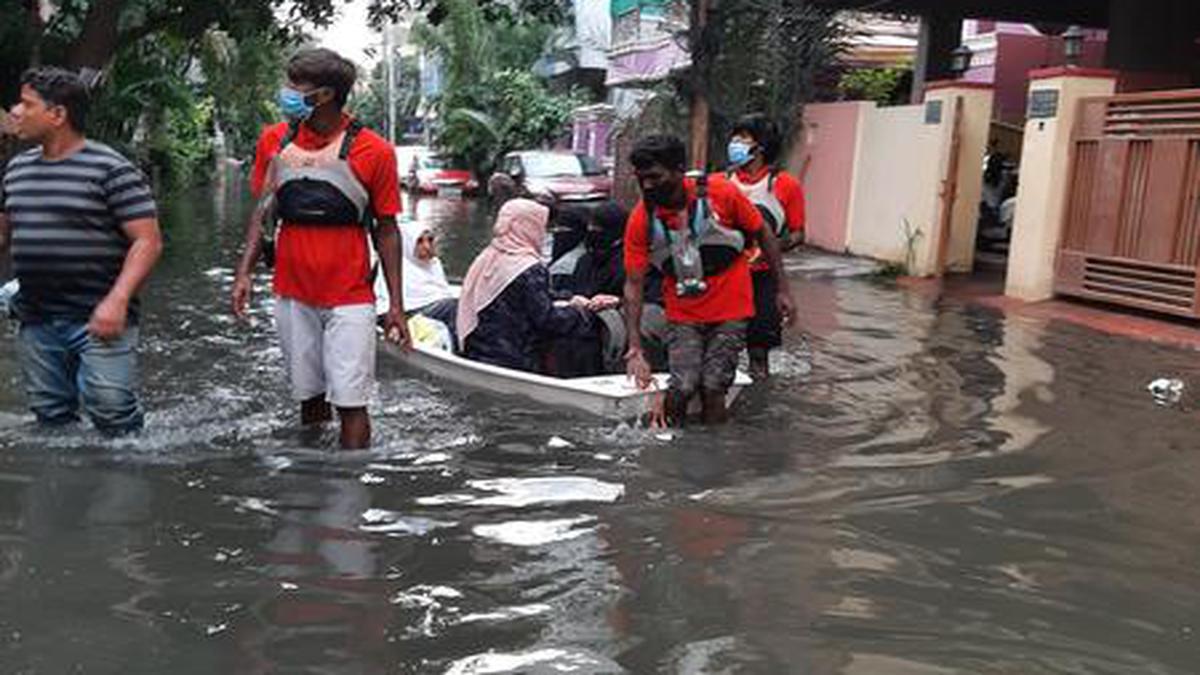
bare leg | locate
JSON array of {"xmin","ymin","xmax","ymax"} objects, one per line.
[
  {"xmin": 300, "ymin": 396, "xmax": 332, "ymax": 425},
  {"xmin": 665, "ymin": 390, "xmax": 691, "ymax": 428},
  {"xmin": 337, "ymin": 407, "xmax": 371, "ymax": 449},
  {"xmin": 701, "ymin": 390, "xmax": 730, "ymax": 425},
  {"xmin": 748, "ymin": 347, "xmax": 771, "ymax": 380}
]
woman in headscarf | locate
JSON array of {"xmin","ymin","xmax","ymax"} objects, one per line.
[
  {"xmin": 575, "ymin": 201, "xmax": 668, "ymax": 374},
  {"xmin": 457, "ymin": 198, "xmax": 597, "ymax": 373},
  {"xmin": 374, "ymin": 220, "xmax": 457, "ymax": 336},
  {"xmin": 547, "ymin": 206, "xmax": 590, "ymax": 300},
  {"xmin": 577, "ymin": 201, "xmax": 629, "ymax": 299}
]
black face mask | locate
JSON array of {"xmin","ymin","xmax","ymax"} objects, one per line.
[{"xmin": 642, "ymin": 183, "xmax": 677, "ymax": 206}]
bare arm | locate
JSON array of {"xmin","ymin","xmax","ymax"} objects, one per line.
[
  {"xmin": 234, "ymin": 196, "xmax": 269, "ymax": 279},
  {"xmin": 781, "ymin": 230, "xmax": 804, "ymax": 252},
  {"xmin": 755, "ymin": 226, "xmax": 796, "ymax": 327},
  {"xmin": 0, "ymin": 212, "xmax": 9, "ymax": 259},
  {"xmin": 373, "ymin": 216, "xmax": 404, "ymax": 314},
  {"xmin": 623, "ymin": 267, "xmax": 652, "ymax": 388},
  {"xmin": 88, "ymin": 217, "xmax": 163, "ymax": 339},
  {"xmin": 231, "ymin": 196, "xmax": 272, "ymax": 319},
  {"xmin": 373, "ymin": 216, "xmax": 411, "ymax": 348},
  {"xmin": 115, "ymin": 217, "xmax": 163, "ymax": 295},
  {"xmin": 623, "ymin": 268, "xmax": 645, "ymax": 353}
]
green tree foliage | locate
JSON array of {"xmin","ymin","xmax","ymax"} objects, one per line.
[
  {"xmin": 0, "ymin": 0, "xmax": 567, "ymax": 183},
  {"xmin": 87, "ymin": 33, "xmax": 214, "ymax": 185},
  {"xmin": 199, "ymin": 30, "xmax": 290, "ymax": 160},
  {"xmin": 838, "ymin": 66, "xmax": 908, "ymax": 105},
  {"xmin": 414, "ymin": 0, "xmax": 579, "ymax": 178},
  {"xmin": 0, "ymin": 0, "xmax": 314, "ymax": 185},
  {"xmin": 677, "ymin": 0, "xmax": 845, "ymax": 166},
  {"xmin": 352, "ymin": 54, "xmax": 422, "ymax": 138}
]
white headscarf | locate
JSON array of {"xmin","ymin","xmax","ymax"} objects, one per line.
[
  {"xmin": 400, "ymin": 221, "xmax": 453, "ymax": 311},
  {"xmin": 374, "ymin": 220, "xmax": 454, "ymax": 314}
]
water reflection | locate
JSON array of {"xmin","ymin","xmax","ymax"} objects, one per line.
[{"xmin": 0, "ymin": 184, "xmax": 1199, "ymax": 673}]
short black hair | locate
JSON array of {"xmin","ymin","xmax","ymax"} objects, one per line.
[
  {"xmin": 630, "ymin": 134, "xmax": 686, "ymax": 172},
  {"xmin": 20, "ymin": 67, "xmax": 90, "ymax": 132},
  {"xmin": 286, "ymin": 48, "xmax": 357, "ymax": 107},
  {"xmin": 731, "ymin": 113, "xmax": 781, "ymax": 163}
]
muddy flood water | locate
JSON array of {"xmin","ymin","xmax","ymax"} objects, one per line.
[{"xmin": 1, "ymin": 182, "xmax": 1199, "ymax": 674}]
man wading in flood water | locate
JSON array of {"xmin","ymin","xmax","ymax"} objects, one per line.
[
  {"xmin": 724, "ymin": 114, "xmax": 807, "ymax": 380},
  {"xmin": 622, "ymin": 135, "xmax": 795, "ymax": 425},
  {"xmin": 1, "ymin": 67, "xmax": 163, "ymax": 435},
  {"xmin": 231, "ymin": 48, "xmax": 409, "ymax": 449}
]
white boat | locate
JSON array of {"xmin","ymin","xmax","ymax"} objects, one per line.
[
  {"xmin": 372, "ymin": 270, "xmax": 751, "ymax": 419},
  {"xmin": 380, "ymin": 339, "xmax": 752, "ymax": 420}
]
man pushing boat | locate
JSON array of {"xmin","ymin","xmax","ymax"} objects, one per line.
[{"xmin": 621, "ymin": 135, "xmax": 795, "ymax": 425}]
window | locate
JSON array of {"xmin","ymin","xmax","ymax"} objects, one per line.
[{"xmin": 521, "ymin": 153, "xmax": 585, "ymax": 177}]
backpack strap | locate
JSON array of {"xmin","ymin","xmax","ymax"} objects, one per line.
[
  {"xmin": 338, "ymin": 119, "xmax": 364, "ymax": 160},
  {"xmin": 278, "ymin": 120, "xmax": 301, "ymax": 152}
]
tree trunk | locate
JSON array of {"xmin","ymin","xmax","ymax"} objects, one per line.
[
  {"xmin": 688, "ymin": 94, "xmax": 709, "ymax": 170},
  {"xmin": 688, "ymin": 0, "xmax": 711, "ymax": 170},
  {"xmin": 67, "ymin": 0, "xmax": 125, "ymax": 70},
  {"xmin": 27, "ymin": 0, "xmax": 44, "ymax": 66}
]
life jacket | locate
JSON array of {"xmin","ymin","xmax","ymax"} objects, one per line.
[
  {"xmin": 647, "ymin": 175, "xmax": 745, "ymax": 284},
  {"xmin": 728, "ymin": 168, "xmax": 786, "ymax": 237},
  {"xmin": 270, "ymin": 119, "xmax": 370, "ymax": 227}
]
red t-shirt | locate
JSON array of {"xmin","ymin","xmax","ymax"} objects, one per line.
[
  {"xmin": 624, "ymin": 178, "xmax": 763, "ymax": 324},
  {"xmin": 729, "ymin": 166, "xmax": 806, "ymax": 272},
  {"xmin": 251, "ymin": 115, "xmax": 400, "ymax": 307}
]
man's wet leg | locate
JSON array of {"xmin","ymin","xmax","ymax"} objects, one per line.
[
  {"xmin": 301, "ymin": 396, "xmax": 332, "ymax": 425},
  {"xmin": 700, "ymin": 389, "xmax": 730, "ymax": 425},
  {"xmin": 337, "ymin": 406, "xmax": 370, "ymax": 449},
  {"xmin": 748, "ymin": 346, "xmax": 770, "ymax": 380}
]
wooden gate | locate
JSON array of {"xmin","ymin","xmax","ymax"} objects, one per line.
[{"xmin": 1055, "ymin": 90, "xmax": 1200, "ymax": 318}]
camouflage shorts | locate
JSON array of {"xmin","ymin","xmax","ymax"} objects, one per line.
[{"xmin": 666, "ymin": 320, "xmax": 747, "ymax": 395}]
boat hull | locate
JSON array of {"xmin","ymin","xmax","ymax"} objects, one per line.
[{"xmin": 381, "ymin": 341, "xmax": 750, "ymax": 420}]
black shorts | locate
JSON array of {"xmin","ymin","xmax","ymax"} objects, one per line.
[{"xmin": 747, "ymin": 269, "xmax": 782, "ymax": 349}]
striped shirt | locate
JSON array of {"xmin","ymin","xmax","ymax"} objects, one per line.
[{"xmin": 1, "ymin": 141, "xmax": 157, "ymax": 322}]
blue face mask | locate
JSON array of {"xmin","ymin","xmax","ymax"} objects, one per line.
[
  {"xmin": 728, "ymin": 140, "xmax": 755, "ymax": 167},
  {"xmin": 278, "ymin": 87, "xmax": 317, "ymax": 122}
]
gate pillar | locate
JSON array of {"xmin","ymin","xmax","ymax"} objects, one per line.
[{"xmin": 1005, "ymin": 68, "xmax": 1118, "ymax": 302}]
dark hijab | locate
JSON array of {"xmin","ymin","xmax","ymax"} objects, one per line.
[
  {"xmin": 579, "ymin": 201, "xmax": 629, "ymax": 297},
  {"xmin": 550, "ymin": 206, "xmax": 589, "ymax": 263}
]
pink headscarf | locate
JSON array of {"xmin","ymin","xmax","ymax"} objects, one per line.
[{"xmin": 456, "ymin": 198, "xmax": 549, "ymax": 348}]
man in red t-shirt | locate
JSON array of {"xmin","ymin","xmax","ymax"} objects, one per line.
[
  {"xmin": 231, "ymin": 48, "xmax": 409, "ymax": 449},
  {"xmin": 725, "ymin": 113, "xmax": 806, "ymax": 379},
  {"xmin": 623, "ymin": 135, "xmax": 795, "ymax": 424}
]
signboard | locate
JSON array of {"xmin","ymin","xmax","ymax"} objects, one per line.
[
  {"xmin": 1029, "ymin": 89, "xmax": 1060, "ymax": 119},
  {"xmin": 924, "ymin": 100, "xmax": 943, "ymax": 125}
]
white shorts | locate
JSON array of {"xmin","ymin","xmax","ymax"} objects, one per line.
[{"xmin": 274, "ymin": 298, "xmax": 377, "ymax": 408}]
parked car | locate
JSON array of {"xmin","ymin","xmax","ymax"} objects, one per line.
[
  {"xmin": 395, "ymin": 145, "xmax": 478, "ymax": 195},
  {"xmin": 497, "ymin": 151, "xmax": 612, "ymax": 203}
]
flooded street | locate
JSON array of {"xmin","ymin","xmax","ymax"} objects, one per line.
[{"xmin": 2, "ymin": 183, "xmax": 1200, "ymax": 674}]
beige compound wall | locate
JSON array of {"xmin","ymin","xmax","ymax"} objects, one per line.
[{"xmin": 845, "ymin": 103, "xmax": 950, "ymax": 276}]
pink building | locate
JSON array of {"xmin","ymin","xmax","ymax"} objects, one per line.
[{"xmin": 961, "ymin": 22, "xmax": 1107, "ymax": 124}]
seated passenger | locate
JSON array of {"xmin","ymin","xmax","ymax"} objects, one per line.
[
  {"xmin": 457, "ymin": 199, "xmax": 597, "ymax": 372},
  {"xmin": 576, "ymin": 201, "xmax": 668, "ymax": 374},
  {"xmin": 374, "ymin": 220, "xmax": 457, "ymax": 339},
  {"xmin": 547, "ymin": 206, "xmax": 589, "ymax": 300}
]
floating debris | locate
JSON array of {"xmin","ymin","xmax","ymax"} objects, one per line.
[
  {"xmin": 546, "ymin": 436, "xmax": 574, "ymax": 449},
  {"xmin": 1148, "ymin": 378, "xmax": 1185, "ymax": 406}
]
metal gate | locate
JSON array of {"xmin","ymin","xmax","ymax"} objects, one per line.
[{"xmin": 1055, "ymin": 89, "xmax": 1200, "ymax": 318}]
